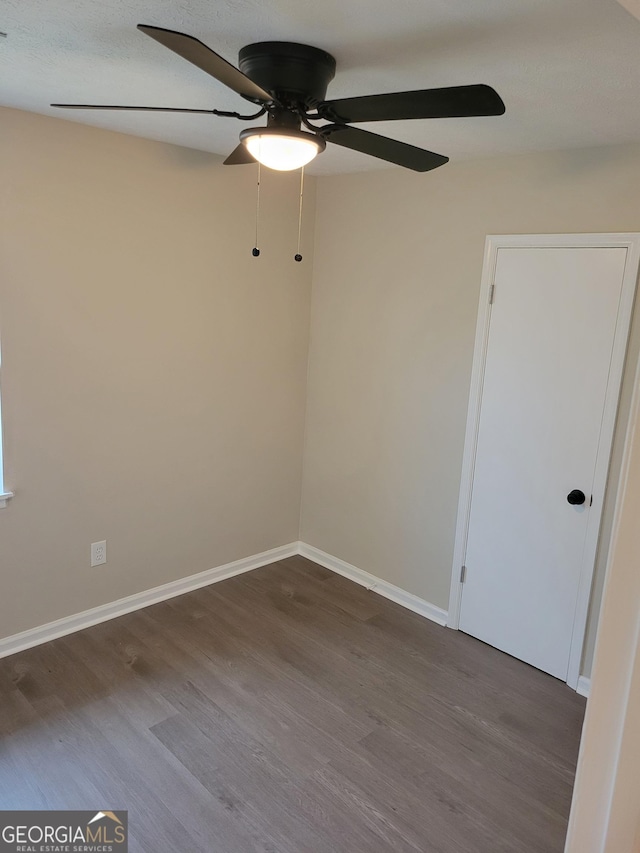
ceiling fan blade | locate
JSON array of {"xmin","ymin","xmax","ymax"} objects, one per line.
[
  {"xmin": 321, "ymin": 125, "xmax": 448, "ymax": 172},
  {"xmin": 223, "ymin": 144, "xmax": 257, "ymax": 165},
  {"xmin": 137, "ymin": 25, "xmax": 274, "ymax": 104},
  {"xmin": 318, "ymin": 84, "xmax": 505, "ymax": 123},
  {"xmin": 51, "ymin": 104, "xmax": 218, "ymax": 113}
]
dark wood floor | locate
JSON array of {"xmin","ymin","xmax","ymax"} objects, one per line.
[{"xmin": 0, "ymin": 556, "xmax": 585, "ymax": 852}]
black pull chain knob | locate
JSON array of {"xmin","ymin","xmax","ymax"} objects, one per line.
[{"xmin": 567, "ymin": 489, "xmax": 586, "ymax": 505}]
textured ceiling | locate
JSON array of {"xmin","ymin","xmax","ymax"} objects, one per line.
[{"xmin": 2, "ymin": 0, "xmax": 640, "ymax": 175}]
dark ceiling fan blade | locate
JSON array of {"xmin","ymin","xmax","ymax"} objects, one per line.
[
  {"xmin": 223, "ymin": 144, "xmax": 257, "ymax": 165},
  {"xmin": 137, "ymin": 25, "xmax": 274, "ymax": 104},
  {"xmin": 321, "ymin": 125, "xmax": 448, "ymax": 172},
  {"xmin": 51, "ymin": 104, "xmax": 218, "ymax": 113},
  {"xmin": 317, "ymin": 84, "xmax": 505, "ymax": 123}
]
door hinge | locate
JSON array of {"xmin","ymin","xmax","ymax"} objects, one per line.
[
  {"xmin": 460, "ymin": 565, "xmax": 467, "ymax": 583},
  {"xmin": 489, "ymin": 284, "xmax": 495, "ymax": 304}
]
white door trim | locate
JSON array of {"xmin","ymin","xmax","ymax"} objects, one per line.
[{"xmin": 447, "ymin": 233, "xmax": 640, "ymax": 690}]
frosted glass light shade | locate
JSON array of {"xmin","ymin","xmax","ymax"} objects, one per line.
[{"xmin": 240, "ymin": 128, "xmax": 325, "ymax": 171}]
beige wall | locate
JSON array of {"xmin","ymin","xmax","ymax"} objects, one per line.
[
  {"xmin": 301, "ymin": 143, "xmax": 640, "ymax": 676},
  {"xmin": 0, "ymin": 107, "xmax": 315, "ymax": 639},
  {"xmin": 565, "ymin": 357, "xmax": 640, "ymax": 852},
  {"xmin": 2, "ymin": 106, "xmax": 638, "ymax": 845},
  {"xmin": 2, "ymin": 106, "xmax": 638, "ymax": 683}
]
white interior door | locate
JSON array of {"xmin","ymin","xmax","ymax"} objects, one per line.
[{"xmin": 458, "ymin": 245, "xmax": 630, "ymax": 680}]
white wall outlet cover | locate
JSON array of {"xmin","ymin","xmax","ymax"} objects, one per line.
[{"xmin": 90, "ymin": 540, "xmax": 107, "ymax": 567}]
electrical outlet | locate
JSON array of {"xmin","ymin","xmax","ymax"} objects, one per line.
[{"xmin": 91, "ymin": 540, "xmax": 107, "ymax": 567}]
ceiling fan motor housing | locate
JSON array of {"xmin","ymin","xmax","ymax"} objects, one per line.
[{"xmin": 238, "ymin": 42, "xmax": 337, "ymax": 107}]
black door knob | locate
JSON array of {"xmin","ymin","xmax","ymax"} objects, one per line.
[{"xmin": 567, "ymin": 489, "xmax": 586, "ymax": 505}]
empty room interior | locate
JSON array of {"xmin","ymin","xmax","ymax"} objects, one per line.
[{"xmin": 1, "ymin": 0, "xmax": 640, "ymax": 851}]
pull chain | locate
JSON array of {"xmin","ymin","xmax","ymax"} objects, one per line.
[
  {"xmin": 252, "ymin": 161, "xmax": 261, "ymax": 257},
  {"xmin": 294, "ymin": 166, "xmax": 304, "ymax": 262}
]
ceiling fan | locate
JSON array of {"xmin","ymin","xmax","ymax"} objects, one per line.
[{"xmin": 52, "ymin": 25, "xmax": 506, "ymax": 173}]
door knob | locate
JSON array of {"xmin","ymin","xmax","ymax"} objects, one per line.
[{"xmin": 567, "ymin": 489, "xmax": 586, "ymax": 505}]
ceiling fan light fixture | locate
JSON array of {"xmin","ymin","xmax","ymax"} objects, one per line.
[{"xmin": 240, "ymin": 127, "xmax": 325, "ymax": 171}]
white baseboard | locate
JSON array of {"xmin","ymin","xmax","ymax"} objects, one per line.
[
  {"xmin": 0, "ymin": 539, "xmax": 445, "ymax": 660},
  {"xmin": 0, "ymin": 542, "xmax": 298, "ymax": 660},
  {"xmin": 4, "ymin": 537, "xmax": 587, "ymax": 697},
  {"xmin": 297, "ymin": 542, "xmax": 448, "ymax": 626},
  {"xmin": 295, "ymin": 544, "xmax": 593, "ymax": 693},
  {"xmin": 0, "ymin": 542, "xmax": 591, "ymax": 697},
  {"xmin": 577, "ymin": 676, "xmax": 591, "ymax": 698}
]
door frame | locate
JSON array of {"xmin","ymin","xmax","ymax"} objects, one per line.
[{"xmin": 447, "ymin": 233, "xmax": 640, "ymax": 690}]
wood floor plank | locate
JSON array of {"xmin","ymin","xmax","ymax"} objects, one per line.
[
  {"xmin": 129, "ymin": 595, "xmax": 374, "ymax": 776},
  {"xmin": 150, "ymin": 711, "xmax": 328, "ymax": 853},
  {"xmin": 235, "ymin": 562, "xmax": 585, "ymax": 770},
  {"xmin": 0, "ymin": 557, "xmax": 585, "ymax": 851}
]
